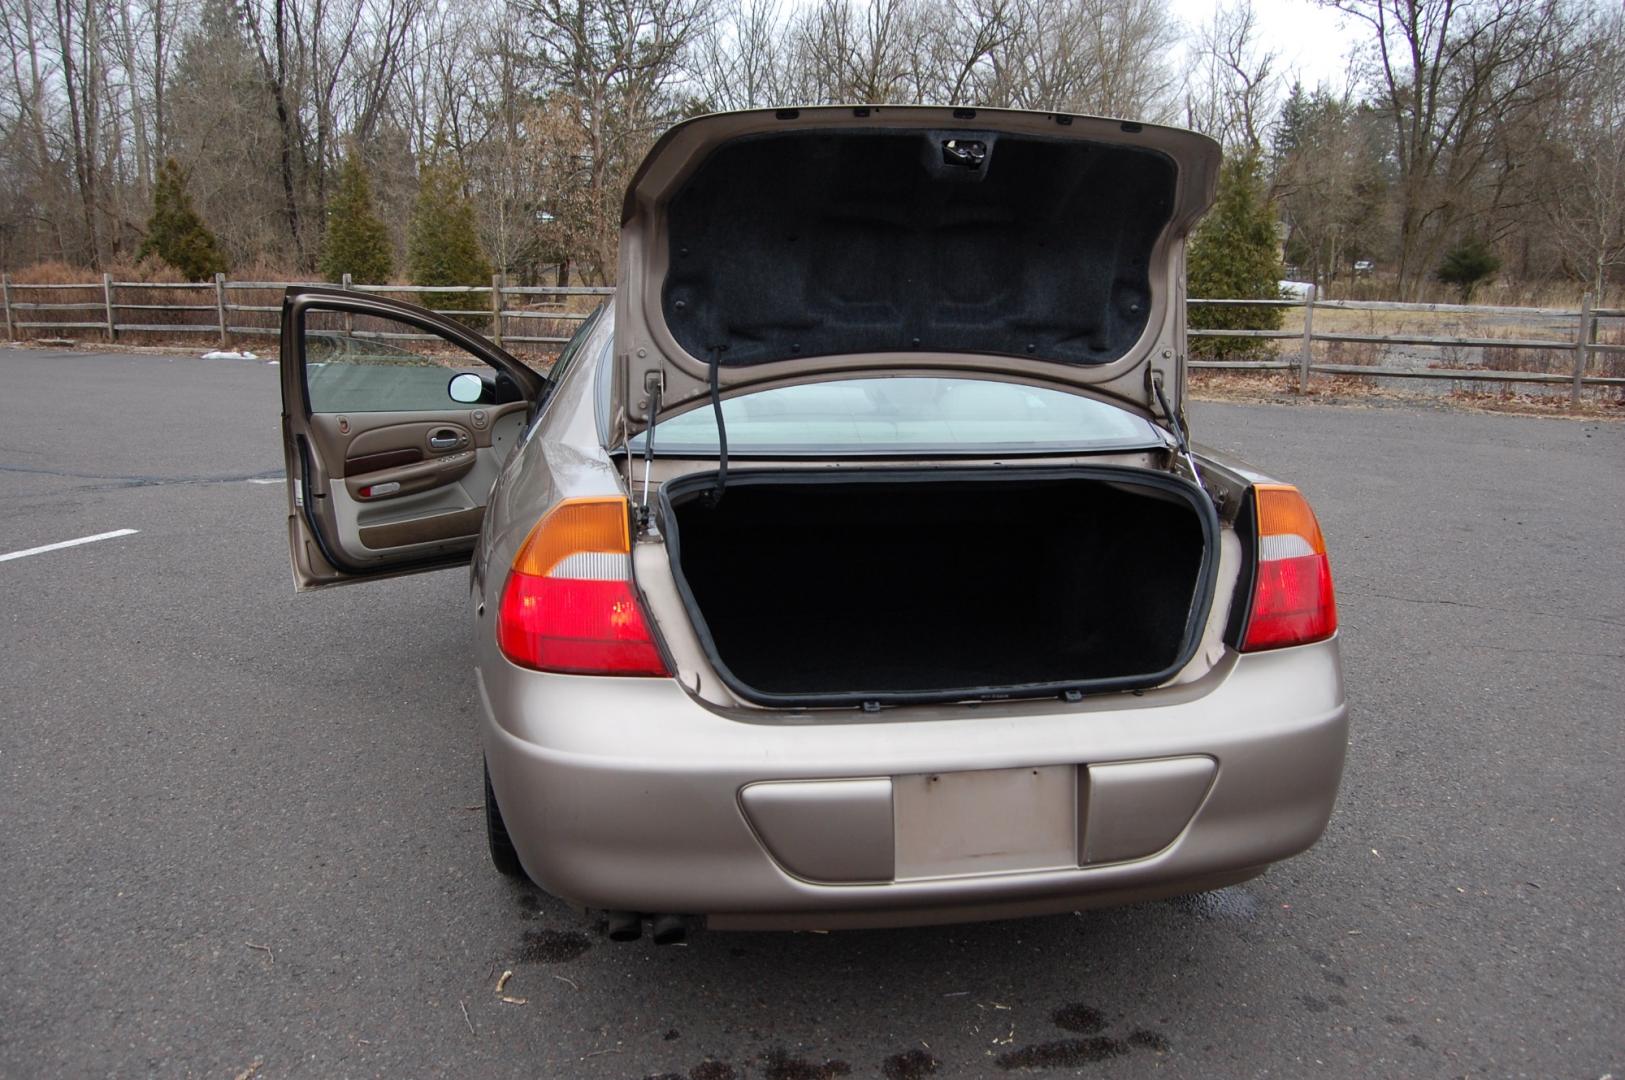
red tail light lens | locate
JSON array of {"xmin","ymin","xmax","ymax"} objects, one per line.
[
  {"xmin": 496, "ymin": 497, "xmax": 668, "ymax": 676},
  {"xmin": 1241, "ymin": 485, "xmax": 1338, "ymax": 652}
]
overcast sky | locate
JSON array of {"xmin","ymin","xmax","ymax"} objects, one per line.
[{"xmin": 1168, "ymin": 0, "xmax": 1367, "ymax": 94}]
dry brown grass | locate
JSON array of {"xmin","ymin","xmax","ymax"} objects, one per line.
[{"xmin": 1190, "ymin": 368, "xmax": 1623, "ymax": 417}]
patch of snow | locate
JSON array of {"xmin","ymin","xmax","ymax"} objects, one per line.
[{"xmin": 201, "ymin": 349, "xmax": 259, "ymax": 360}]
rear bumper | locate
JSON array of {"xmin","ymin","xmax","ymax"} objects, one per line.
[{"xmin": 479, "ymin": 638, "xmax": 1347, "ymax": 930}]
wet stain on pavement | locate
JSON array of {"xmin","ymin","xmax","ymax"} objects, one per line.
[
  {"xmin": 1322, "ymin": 971, "xmax": 1348, "ymax": 987},
  {"xmin": 1127, "ymin": 1029, "xmax": 1171, "ymax": 1052},
  {"xmin": 1051, "ymin": 1003, "xmax": 1107, "ymax": 1034},
  {"xmin": 664, "ymin": 1029, "xmax": 682, "ymax": 1041},
  {"xmin": 517, "ymin": 928, "xmax": 591, "ymax": 963},
  {"xmin": 881, "ymin": 1048, "xmax": 940, "ymax": 1079},
  {"xmin": 1300, "ymin": 995, "xmax": 1330, "ymax": 1013},
  {"xmin": 998, "ymin": 1037, "xmax": 1130, "ymax": 1069},
  {"xmin": 690, "ymin": 1061, "xmax": 737, "ymax": 1080},
  {"xmin": 758, "ymin": 1048, "xmax": 851, "ymax": 1079},
  {"xmin": 1169, "ymin": 886, "xmax": 1259, "ymax": 920},
  {"xmin": 1405, "ymin": 1034, "xmax": 1430, "ymax": 1050}
]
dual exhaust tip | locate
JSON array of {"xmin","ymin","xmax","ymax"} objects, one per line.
[{"xmin": 604, "ymin": 910, "xmax": 689, "ymax": 945}]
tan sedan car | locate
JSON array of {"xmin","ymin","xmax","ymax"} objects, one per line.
[{"xmin": 279, "ymin": 107, "xmax": 1347, "ymax": 942}]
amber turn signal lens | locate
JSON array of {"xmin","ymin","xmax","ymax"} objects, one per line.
[{"xmin": 511, "ymin": 497, "xmax": 631, "ymax": 577}]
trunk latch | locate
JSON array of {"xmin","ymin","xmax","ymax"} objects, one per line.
[{"xmin": 942, "ymin": 139, "xmax": 986, "ymax": 169}]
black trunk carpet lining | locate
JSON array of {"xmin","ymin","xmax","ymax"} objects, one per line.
[
  {"xmin": 671, "ymin": 479, "xmax": 1203, "ymax": 697},
  {"xmin": 661, "ymin": 129, "xmax": 1176, "ymax": 368}
]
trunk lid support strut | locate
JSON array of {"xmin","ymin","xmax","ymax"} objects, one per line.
[{"xmin": 1151, "ymin": 369, "xmax": 1204, "ymax": 497}]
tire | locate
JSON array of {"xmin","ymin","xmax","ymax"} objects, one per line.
[{"xmin": 484, "ymin": 760, "xmax": 527, "ymax": 880}]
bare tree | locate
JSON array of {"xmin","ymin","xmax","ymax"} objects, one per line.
[
  {"xmin": 1540, "ymin": 7, "xmax": 1625, "ymax": 296},
  {"xmin": 690, "ymin": 0, "xmax": 788, "ymax": 109},
  {"xmin": 1328, "ymin": 0, "xmax": 1579, "ymax": 297},
  {"xmin": 519, "ymin": 0, "xmax": 709, "ymax": 279},
  {"xmin": 1184, "ymin": 0, "xmax": 1278, "ymax": 154}
]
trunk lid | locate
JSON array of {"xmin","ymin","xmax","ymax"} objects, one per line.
[{"xmin": 612, "ymin": 106, "xmax": 1220, "ymax": 445}]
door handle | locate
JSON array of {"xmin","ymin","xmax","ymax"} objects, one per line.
[{"xmin": 429, "ymin": 433, "xmax": 461, "ymax": 450}]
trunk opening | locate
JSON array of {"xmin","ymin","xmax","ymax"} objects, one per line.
[{"xmin": 659, "ymin": 467, "xmax": 1218, "ymax": 707}]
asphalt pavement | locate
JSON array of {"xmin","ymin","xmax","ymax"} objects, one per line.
[{"xmin": 1, "ymin": 346, "xmax": 1621, "ymax": 1079}]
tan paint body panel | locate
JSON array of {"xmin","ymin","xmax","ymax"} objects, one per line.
[
  {"xmin": 479, "ymin": 637, "xmax": 1346, "ymax": 930},
  {"xmin": 740, "ymin": 779, "xmax": 895, "ymax": 884},
  {"xmin": 1082, "ymin": 756, "xmax": 1217, "ymax": 864}
]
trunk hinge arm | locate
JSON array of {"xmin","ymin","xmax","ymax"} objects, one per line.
[
  {"xmin": 1149, "ymin": 369, "xmax": 1204, "ymax": 495},
  {"xmin": 636, "ymin": 369, "xmax": 662, "ymax": 531}
]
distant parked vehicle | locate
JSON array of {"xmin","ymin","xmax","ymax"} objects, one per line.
[{"xmin": 276, "ymin": 106, "xmax": 1348, "ymax": 939}]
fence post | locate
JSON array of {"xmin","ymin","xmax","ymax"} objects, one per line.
[
  {"xmin": 1, "ymin": 273, "xmax": 13, "ymax": 340},
  {"xmin": 341, "ymin": 273, "xmax": 354, "ymax": 334},
  {"xmin": 215, "ymin": 273, "xmax": 229, "ymax": 349},
  {"xmin": 1298, "ymin": 284, "xmax": 1316, "ymax": 393},
  {"xmin": 1571, "ymin": 293, "xmax": 1594, "ymax": 407},
  {"xmin": 102, "ymin": 272, "xmax": 117, "ymax": 342},
  {"xmin": 490, "ymin": 272, "xmax": 504, "ymax": 348}
]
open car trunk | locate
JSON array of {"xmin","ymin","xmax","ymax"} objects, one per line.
[{"xmin": 659, "ymin": 467, "xmax": 1219, "ymax": 707}]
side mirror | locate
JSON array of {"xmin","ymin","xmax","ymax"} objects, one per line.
[{"xmin": 448, "ymin": 371, "xmax": 487, "ymax": 404}]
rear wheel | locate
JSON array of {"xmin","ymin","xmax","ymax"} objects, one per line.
[{"xmin": 484, "ymin": 761, "xmax": 526, "ymax": 879}]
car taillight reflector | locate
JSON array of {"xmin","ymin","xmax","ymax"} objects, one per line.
[
  {"xmin": 496, "ymin": 497, "xmax": 668, "ymax": 676},
  {"xmin": 1240, "ymin": 484, "xmax": 1338, "ymax": 652}
]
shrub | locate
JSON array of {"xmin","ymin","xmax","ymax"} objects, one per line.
[{"xmin": 1436, "ymin": 238, "xmax": 1501, "ymax": 303}]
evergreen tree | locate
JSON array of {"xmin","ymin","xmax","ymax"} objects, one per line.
[
  {"xmin": 408, "ymin": 163, "xmax": 491, "ymax": 318},
  {"xmin": 1435, "ymin": 238, "xmax": 1501, "ymax": 302},
  {"xmin": 137, "ymin": 158, "xmax": 228, "ymax": 280},
  {"xmin": 1187, "ymin": 151, "xmax": 1285, "ymax": 360},
  {"xmin": 320, "ymin": 156, "xmax": 394, "ymax": 283}
]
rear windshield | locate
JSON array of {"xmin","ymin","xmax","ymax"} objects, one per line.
[{"xmin": 629, "ymin": 377, "xmax": 1162, "ymax": 455}]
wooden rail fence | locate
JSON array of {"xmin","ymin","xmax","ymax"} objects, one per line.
[{"xmin": 2, "ymin": 275, "xmax": 1620, "ymax": 404}]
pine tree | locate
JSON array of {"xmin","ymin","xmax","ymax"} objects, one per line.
[
  {"xmin": 1435, "ymin": 238, "xmax": 1501, "ymax": 302},
  {"xmin": 1187, "ymin": 151, "xmax": 1285, "ymax": 360},
  {"xmin": 137, "ymin": 158, "xmax": 228, "ymax": 281},
  {"xmin": 408, "ymin": 163, "xmax": 491, "ymax": 318},
  {"xmin": 319, "ymin": 156, "xmax": 394, "ymax": 283}
]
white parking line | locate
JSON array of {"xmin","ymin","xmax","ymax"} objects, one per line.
[{"xmin": 0, "ymin": 529, "xmax": 139, "ymax": 563}]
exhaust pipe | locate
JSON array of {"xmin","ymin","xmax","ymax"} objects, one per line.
[
  {"xmin": 650, "ymin": 914, "xmax": 688, "ymax": 946},
  {"xmin": 603, "ymin": 910, "xmax": 642, "ymax": 942}
]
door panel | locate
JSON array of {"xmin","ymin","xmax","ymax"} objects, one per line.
[{"xmin": 280, "ymin": 289, "xmax": 544, "ymax": 590}]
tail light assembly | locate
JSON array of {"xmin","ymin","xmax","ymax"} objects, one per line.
[
  {"xmin": 1240, "ymin": 484, "xmax": 1338, "ymax": 652},
  {"xmin": 496, "ymin": 496, "xmax": 669, "ymax": 676}
]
